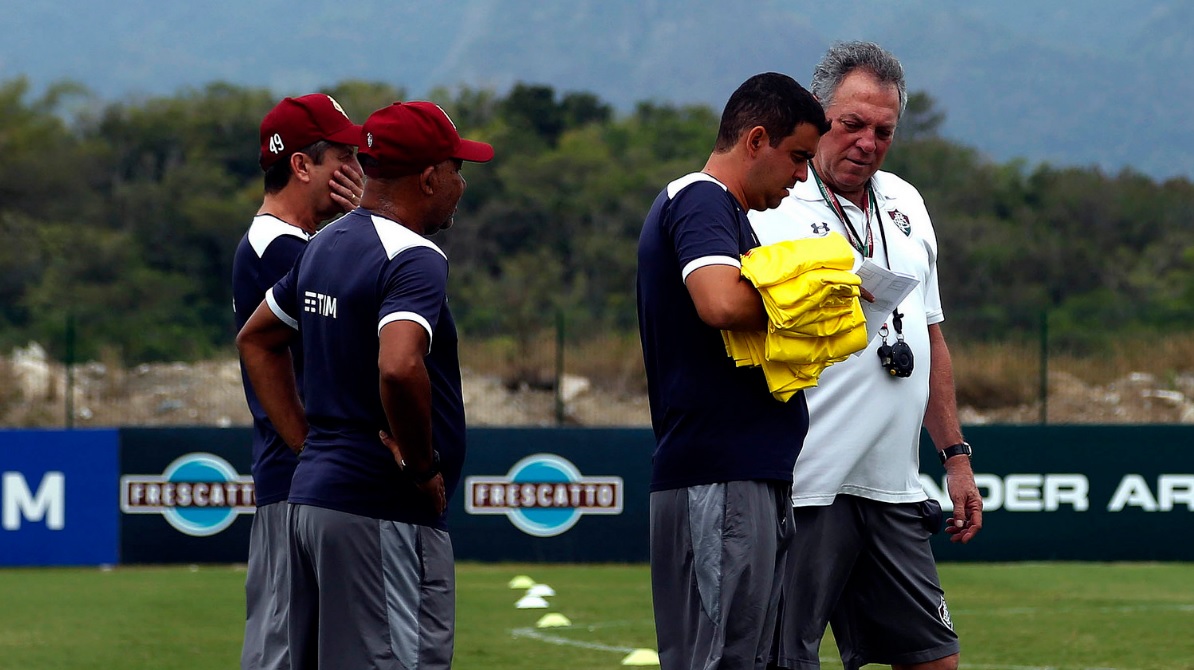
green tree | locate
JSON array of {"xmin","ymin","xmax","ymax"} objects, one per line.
[{"xmin": 898, "ymin": 90, "xmax": 945, "ymax": 141}]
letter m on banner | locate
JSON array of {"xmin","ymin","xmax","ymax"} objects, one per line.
[{"xmin": 3, "ymin": 472, "xmax": 65, "ymax": 530}]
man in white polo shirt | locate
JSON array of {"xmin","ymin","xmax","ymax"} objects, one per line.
[{"xmin": 749, "ymin": 42, "xmax": 984, "ymax": 670}]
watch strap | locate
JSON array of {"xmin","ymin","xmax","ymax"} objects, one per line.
[
  {"xmin": 403, "ymin": 450, "xmax": 441, "ymax": 484},
  {"xmin": 938, "ymin": 441, "xmax": 972, "ymax": 465}
]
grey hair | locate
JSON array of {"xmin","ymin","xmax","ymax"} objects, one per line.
[{"xmin": 810, "ymin": 41, "xmax": 907, "ymax": 117}]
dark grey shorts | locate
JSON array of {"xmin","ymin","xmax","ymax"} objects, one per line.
[
  {"xmin": 773, "ymin": 495, "xmax": 959, "ymax": 670},
  {"xmin": 241, "ymin": 501, "xmax": 290, "ymax": 670},
  {"xmin": 651, "ymin": 480, "xmax": 794, "ymax": 670},
  {"xmin": 288, "ymin": 504, "xmax": 455, "ymax": 670}
]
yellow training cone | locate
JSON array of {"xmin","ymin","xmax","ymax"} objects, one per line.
[
  {"xmin": 621, "ymin": 648, "xmax": 660, "ymax": 666},
  {"xmin": 535, "ymin": 613, "xmax": 572, "ymax": 628},
  {"xmin": 508, "ymin": 575, "xmax": 536, "ymax": 589}
]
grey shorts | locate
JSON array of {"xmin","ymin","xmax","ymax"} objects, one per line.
[
  {"xmin": 241, "ymin": 501, "xmax": 290, "ymax": 670},
  {"xmin": 651, "ymin": 480, "xmax": 794, "ymax": 670},
  {"xmin": 288, "ymin": 504, "xmax": 455, "ymax": 670},
  {"xmin": 772, "ymin": 495, "xmax": 959, "ymax": 670}
]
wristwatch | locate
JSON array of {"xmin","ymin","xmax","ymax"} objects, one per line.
[
  {"xmin": 403, "ymin": 450, "xmax": 441, "ymax": 484},
  {"xmin": 938, "ymin": 441, "xmax": 972, "ymax": 465}
]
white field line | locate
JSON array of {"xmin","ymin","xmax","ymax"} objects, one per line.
[
  {"xmin": 507, "ymin": 627, "xmax": 1134, "ymax": 670},
  {"xmin": 510, "ymin": 625, "xmax": 636, "ymax": 654}
]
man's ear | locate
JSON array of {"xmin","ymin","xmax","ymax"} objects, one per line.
[
  {"xmin": 290, "ymin": 152, "xmax": 314, "ymax": 184},
  {"xmin": 419, "ymin": 163, "xmax": 438, "ymax": 195},
  {"xmin": 745, "ymin": 125, "xmax": 768, "ymax": 157}
]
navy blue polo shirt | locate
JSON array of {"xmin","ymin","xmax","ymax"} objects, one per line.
[
  {"xmin": 267, "ymin": 209, "xmax": 465, "ymax": 529},
  {"xmin": 636, "ymin": 173, "xmax": 809, "ymax": 492},
  {"xmin": 232, "ymin": 214, "xmax": 306, "ymax": 507}
]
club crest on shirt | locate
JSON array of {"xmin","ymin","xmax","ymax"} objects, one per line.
[
  {"xmin": 888, "ymin": 209, "xmax": 912, "ymax": 236},
  {"xmin": 810, "ymin": 222, "xmax": 831, "ymax": 236}
]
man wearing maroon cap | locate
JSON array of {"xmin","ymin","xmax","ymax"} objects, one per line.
[
  {"xmin": 237, "ymin": 100, "xmax": 492, "ymax": 669},
  {"xmin": 232, "ymin": 92, "xmax": 363, "ymax": 670}
]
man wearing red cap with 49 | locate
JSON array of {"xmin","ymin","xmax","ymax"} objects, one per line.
[
  {"xmin": 232, "ymin": 92, "xmax": 364, "ymax": 670},
  {"xmin": 237, "ymin": 100, "xmax": 493, "ymax": 669}
]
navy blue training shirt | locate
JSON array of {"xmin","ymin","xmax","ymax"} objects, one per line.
[
  {"xmin": 232, "ymin": 214, "xmax": 306, "ymax": 506},
  {"xmin": 636, "ymin": 173, "xmax": 809, "ymax": 492},
  {"xmin": 268, "ymin": 209, "xmax": 465, "ymax": 529}
]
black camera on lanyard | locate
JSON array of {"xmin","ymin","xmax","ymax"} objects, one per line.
[{"xmin": 877, "ymin": 310, "xmax": 915, "ymax": 378}]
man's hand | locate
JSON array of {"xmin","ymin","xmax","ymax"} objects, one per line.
[
  {"xmin": 415, "ymin": 474, "xmax": 447, "ymax": 516},
  {"xmin": 943, "ymin": 458, "xmax": 983, "ymax": 543},
  {"xmin": 378, "ymin": 429, "xmax": 405, "ymax": 464},
  {"xmin": 330, "ymin": 162, "xmax": 365, "ymax": 212},
  {"xmin": 378, "ymin": 430, "xmax": 447, "ymax": 516}
]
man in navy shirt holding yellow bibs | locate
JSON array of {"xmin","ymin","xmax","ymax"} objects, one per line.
[
  {"xmin": 636, "ymin": 73, "xmax": 829, "ymax": 669},
  {"xmin": 237, "ymin": 101, "xmax": 493, "ymax": 670}
]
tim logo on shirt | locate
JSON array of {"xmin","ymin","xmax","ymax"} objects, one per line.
[{"xmin": 304, "ymin": 291, "xmax": 337, "ymax": 318}]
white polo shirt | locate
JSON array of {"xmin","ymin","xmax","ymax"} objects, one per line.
[{"xmin": 749, "ymin": 170, "xmax": 943, "ymax": 506}]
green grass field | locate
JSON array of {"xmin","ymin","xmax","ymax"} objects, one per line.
[{"xmin": 1, "ymin": 562, "xmax": 1192, "ymax": 669}]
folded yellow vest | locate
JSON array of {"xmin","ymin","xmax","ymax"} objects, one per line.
[
  {"xmin": 757, "ymin": 268, "xmax": 861, "ymax": 331},
  {"xmin": 723, "ymin": 233, "xmax": 868, "ymax": 401},
  {"xmin": 740, "ymin": 234, "xmax": 855, "ymax": 285}
]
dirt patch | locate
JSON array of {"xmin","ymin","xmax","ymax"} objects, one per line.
[{"xmin": 2, "ymin": 344, "xmax": 1192, "ymax": 428}]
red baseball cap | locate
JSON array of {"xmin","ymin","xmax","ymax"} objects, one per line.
[
  {"xmin": 359, "ymin": 101, "xmax": 494, "ymax": 178},
  {"xmin": 259, "ymin": 94, "xmax": 362, "ymax": 169}
]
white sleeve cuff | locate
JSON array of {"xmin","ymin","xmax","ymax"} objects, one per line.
[
  {"xmin": 379, "ymin": 311, "xmax": 434, "ymax": 353},
  {"xmin": 681, "ymin": 255, "xmax": 741, "ymax": 282},
  {"xmin": 265, "ymin": 288, "xmax": 298, "ymax": 330}
]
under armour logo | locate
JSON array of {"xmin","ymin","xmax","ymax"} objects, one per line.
[
  {"xmin": 268, "ymin": 133, "xmax": 285, "ymax": 155},
  {"xmin": 811, "ymin": 222, "xmax": 831, "ymax": 236}
]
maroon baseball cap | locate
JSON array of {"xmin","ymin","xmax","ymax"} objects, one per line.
[
  {"xmin": 358, "ymin": 101, "xmax": 494, "ymax": 178},
  {"xmin": 259, "ymin": 94, "xmax": 362, "ymax": 169}
]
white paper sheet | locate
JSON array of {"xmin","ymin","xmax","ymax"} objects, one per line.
[{"xmin": 856, "ymin": 259, "xmax": 920, "ymax": 350}]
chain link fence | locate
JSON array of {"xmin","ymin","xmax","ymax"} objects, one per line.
[{"xmin": 5, "ymin": 313, "xmax": 1194, "ymax": 429}]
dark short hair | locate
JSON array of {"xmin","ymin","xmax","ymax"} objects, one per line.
[
  {"xmin": 262, "ymin": 140, "xmax": 336, "ymax": 194},
  {"xmin": 714, "ymin": 72, "xmax": 830, "ymax": 152}
]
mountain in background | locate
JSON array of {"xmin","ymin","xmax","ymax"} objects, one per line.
[{"xmin": 3, "ymin": 0, "xmax": 1191, "ymax": 180}]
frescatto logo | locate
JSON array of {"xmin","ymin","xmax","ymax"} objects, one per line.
[
  {"xmin": 465, "ymin": 454, "xmax": 623, "ymax": 537},
  {"xmin": 120, "ymin": 453, "xmax": 255, "ymax": 537}
]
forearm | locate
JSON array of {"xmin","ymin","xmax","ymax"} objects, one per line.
[
  {"xmin": 715, "ymin": 277, "xmax": 769, "ymax": 331},
  {"xmin": 241, "ymin": 346, "xmax": 307, "ymax": 451},
  {"xmin": 379, "ymin": 358, "xmax": 435, "ymax": 472},
  {"xmin": 687, "ymin": 266, "xmax": 769, "ymax": 331},
  {"xmin": 236, "ymin": 303, "xmax": 307, "ymax": 451},
  {"xmin": 922, "ymin": 323, "xmax": 963, "ymax": 450}
]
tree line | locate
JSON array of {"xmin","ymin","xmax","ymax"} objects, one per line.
[{"xmin": 2, "ymin": 77, "xmax": 1192, "ymax": 365}]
